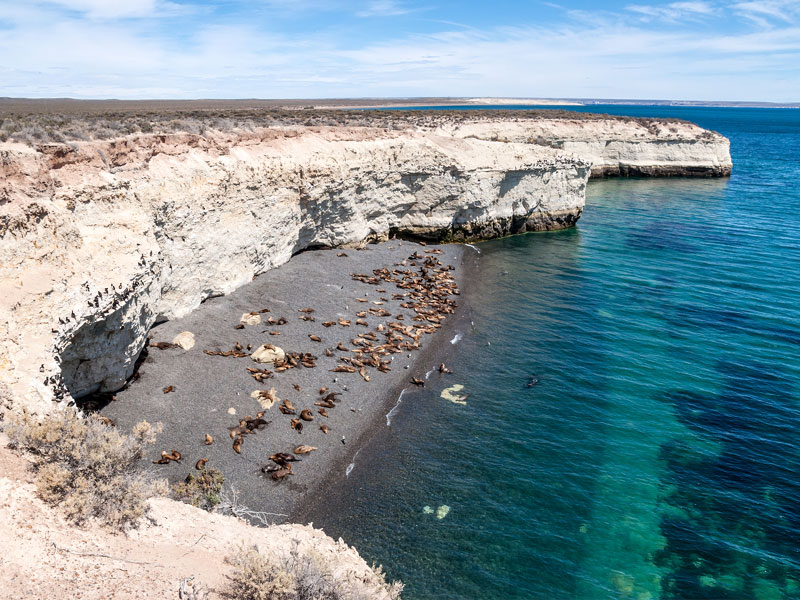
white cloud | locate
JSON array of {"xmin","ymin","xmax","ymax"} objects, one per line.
[
  {"xmin": 627, "ymin": 1, "xmax": 717, "ymax": 22},
  {"xmin": 733, "ymin": 1, "xmax": 800, "ymax": 26},
  {"xmin": 356, "ymin": 1, "xmax": 415, "ymax": 17},
  {"xmin": 36, "ymin": 0, "xmax": 174, "ymax": 19},
  {"xmin": 0, "ymin": 0, "xmax": 798, "ymax": 101}
]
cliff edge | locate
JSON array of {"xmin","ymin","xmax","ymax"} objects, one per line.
[{"xmin": 0, "ymin": 113, "xmax": 730, "ymax": 411}]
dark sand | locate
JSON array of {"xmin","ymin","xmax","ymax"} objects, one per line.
[{"xmin": 101, "ymin": 241, "xmax": 478, "ymax": 523}]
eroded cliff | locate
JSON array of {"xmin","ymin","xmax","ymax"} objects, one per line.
[
  {"xmin": 0, "ymin": 114, "xmax": 730, "ymax": 410},
  {"xmin": 0, "ymin": 125, "xmax": 589, "ymax": 407}
]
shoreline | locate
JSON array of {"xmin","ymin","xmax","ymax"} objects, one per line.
[
  {"xmin": 100, "ymin": 240, "xmax": 477, "ymax": 523},
  {"xmin": 291, "ymin": 244, "xmax": 480, "ymax": 522}
]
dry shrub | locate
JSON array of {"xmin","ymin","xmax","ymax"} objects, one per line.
[
  {"xmin": 226, "ymin": 542, "xmax": 403, "ymax": 600},
  {"xmin": 173, "ymin": 467, "xmax": 224, "ymax": 511},
  {"xmin": 4, "ymin": 406, "xmax": 163, "ymax": 529}
]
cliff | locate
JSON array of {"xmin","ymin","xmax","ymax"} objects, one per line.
[
  {"xmin": 0, "ymin": 115, "xmax": 730, "ymax": 410},
  {"xmin": 432, "ymin": 116, "xmax": 732, "ymax": 177}
]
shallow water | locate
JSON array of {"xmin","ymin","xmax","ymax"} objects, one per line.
[{"xmin": 307, "ymin": 107, "xmax": 800, "ymax": 599}]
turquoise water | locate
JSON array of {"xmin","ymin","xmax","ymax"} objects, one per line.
[{"xmin": 307, "ymin": 107, "xmax": 800, "ymax": 599}]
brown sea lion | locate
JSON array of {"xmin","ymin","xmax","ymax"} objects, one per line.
[
  {"xmin": 204, "ymin": 433, "xmax": 213, "ymax": 445},
  {"xmin": 294, "ymin": 445, "xmax": 317, "ymax": 454},
  {"xmin": 300, "ymin": 409, "xmax": 314, "ymax": 421},
  {"xmin": 163, "ymin": 385, "xmax": 175, "ymax": 394},
  {"xmin": 232, "ymin": 436, "xmax": 243, "ymax": 454},
  {"xmin": 195, "ymin": 458, "xmax": 209, "ymax": 470},
  {"xmin": 411, "ymin": 377, "xmax": 425, "ymax": 386},
  {"xmin": 320, "ymin": 424, "xmax": 329, "ymax": 434}
]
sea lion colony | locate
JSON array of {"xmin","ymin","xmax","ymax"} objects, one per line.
[{"xmin": 145, "ymin": 247, "xmax": 458, "ymax": 486}]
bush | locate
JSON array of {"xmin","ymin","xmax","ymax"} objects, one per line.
[
  {"xmin": 173, "ymin": 467, "xmax": 224, "ymax": 511},
  {"xmin": 226, "ymin": 542, "xmax": 403, "ymax": 600},
  {"xmin": 4, "ymin": 406, "xmax": 163, "ymax": 529}
]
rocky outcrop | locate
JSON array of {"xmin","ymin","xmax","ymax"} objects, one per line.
[
  {"xmin": 434, "ymin": 117, "xmax": 732, "ymax": 177},
  {"xmin": 0, "ymin": 115, "xmax": 731, "ymax": 409},
  {"xmin": 0, "ymin": 126, "xmax": 590, "ymax": 407}
]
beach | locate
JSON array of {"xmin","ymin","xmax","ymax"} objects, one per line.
[{"xmin": 100, "ymin": 240, "xmax": 478, "ymax": 522}]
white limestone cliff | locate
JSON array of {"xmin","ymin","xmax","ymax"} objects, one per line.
[
  {"xmin": 0, "ymin": 116, "xmax": 731, "ymax": 410},
  {"xmin": 0, "ymin": 126, "xmax": 589, "ymax": 407},
  {"xmin": 434, "ymin": 117, "xmax": 732, "ymax": 177}
]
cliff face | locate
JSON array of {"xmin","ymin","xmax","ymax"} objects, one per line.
[
  {"xmin": 0, "ymin": 116, "xmax": 731, "ymax": 409},
  {"xmin": 434, "ymin": 118, "xmax": 732, "ymax": 177},
  {"xmin": 0, "ymin": 126, "xmax": 590, "ymax": 406}
]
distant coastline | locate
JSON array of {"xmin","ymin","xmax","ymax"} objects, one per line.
[{"xmin": 2, "ymin": 96, "xmax": 798, "ymax": 114}]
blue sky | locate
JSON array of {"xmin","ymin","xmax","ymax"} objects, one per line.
[{"xmin": 1, "ymin": 1, "xmax": 798, "ymax": 101}]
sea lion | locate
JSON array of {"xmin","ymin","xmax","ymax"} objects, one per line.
[
  {"xmin": 293, "ymin": 384, "xmax": 302, "ymax": 392},
  {"xmin": 337, "ymin": 252, "xmax": 348, "ymax": 257},
  {"xmin": 271, "ymin": 467, "xmax": 292, "ymax": 480},
  {"xmin": 318, "ymin": 408, "xmax": 329, "ymax": 418},
  {"xmin": 320, "ymin": 424, "xmax": 329, "ymax": 434},
  {"xmin": 150, "ymin": 341, "xmax": 180, "ymax": 350},
  {"xmin": 294, "ymin": 445, "xmax": 317, "ymax": 454},
  {"xmin": 411, "ymin": 377, "xmax": 425, "ymax": 386},
  {"xmin": 438, "ymin": 363, "xmax": 453, "ymax": 374},
  {"xmin": 323, "ymin": 321, "xmax": 336, "ymax": 327},
  {"xmin": 290, "ymin": 418, "xmax": 303, "ymax": 432},
  {"xmin": 308, "ymin": 334, "xmax": 322, "ymax": 342},
  {"xmin": 299, "ymin": 308, "xmax": 315, "ymax": 313},
  {"xmin": 269, "ymin": 452, "xmax": 299, "ymax": 464},
  {"xmin": 319, "ymin": 387, "xmax": 328, "ymax": 394},
  {"xmin": 338, "ymin": 319, "xmax": 351, "ymax": 327},
  {"xmin": 232, "ymin": 436, "xmax": 243, "ymax": 454},
  {"xmin": 163, "ymin": 385, "xmax": 175, "ymax": 394},
  {"xmin": 234, "ymin": 323, "xmax": 245, "ymax": 330},
  {"xmin": 153, "ymin": 450, "xmax": 172, "ymax": 464},
  {"xmin": 300, "ymin": 409, "xmax": 314, "ymax": 421},
  {"xmin": 204, "ymin": 433, "xmax": 213, "ymax": 445},
  {"xmin": 195, "ymin": 458, "xmax": 209, "ymax": 470}
]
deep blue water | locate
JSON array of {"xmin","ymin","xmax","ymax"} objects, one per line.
[{"xmin": 309, "ymin": 106, "xmax": 800, "ymax": 599}]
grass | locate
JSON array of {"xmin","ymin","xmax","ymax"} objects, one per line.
[
  {"xmin": 173, "ymin": 467, "xmax": 225, "ymax": 511},
  {"xmin": 225, "ymin": 542, "xmax": 403, "ymax": 600},
  {"xmin": 3, "ymin": 406, "xmax": 165, "ymax": 529}
]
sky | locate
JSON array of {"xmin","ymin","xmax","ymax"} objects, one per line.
[{"xmin": 0, "ymin": 0, "xmax": 798, "ymax": 101}]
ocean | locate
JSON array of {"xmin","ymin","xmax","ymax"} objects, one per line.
[{"xmin": 305, "ymin": 106, "xmax": 800, "ymax": 599}]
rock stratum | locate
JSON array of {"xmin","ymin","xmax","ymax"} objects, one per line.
[{"xmin": 0, "ymin": 116, "xmax": 730, "ymax": 411}]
